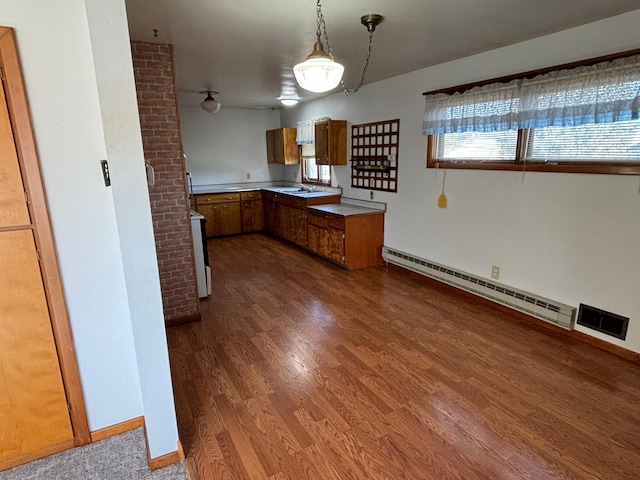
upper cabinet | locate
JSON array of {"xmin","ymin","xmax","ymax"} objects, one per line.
[
  {"xmin": 315, "ymin": 120, "xmax": 347, "ymax": 165},
  {"xmin": 266, "ymin": 128, "xmax": 299, "ymax": 164}
]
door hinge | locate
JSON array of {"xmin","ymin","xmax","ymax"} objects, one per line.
[
  {"xmin": 24, "ymin": 190, "xmax": 30, "ymax": 205},
  {"xmin": 342, "ymin": 256, "xmax": 346, "ymax": 264},
  {"xmin": 342, "ymin": 233, "xmax": 345, "ymax": 239},
  {"xmin": 0, "ymin": 64, "xmax": 5, "ymax": 81},
  {"xmin": 36, "ymin": 249, "xmax": 41, "ymax": 262},
  {"xmin": 67, "ymin": 402, "xmax": 72, "ymax": 413}
]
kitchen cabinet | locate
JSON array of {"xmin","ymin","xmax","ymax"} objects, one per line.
[
  {"xmin": 307, "ymin": 208, "xmax": 384, "ymax": 269},
  {"xmin": 266, "ymin": 128, "xmax": 299, "ymax": 164},
  {"xmin": 263, "ymin": 191, "xmax": 340, "ymax": 247},
  {"xmin": 263, "ymin": 191, "xmax": 278, "ymax": 234},
  {"xmin": 315, "ymin": 120, "xmax": 347, "ymax": 165},
  {"xmin": 276, "ymin": 195, "xmax": 309, "ymax": 248},
  {"xmin": 195, "ymin": 192, "xmax": 242, "ymax": 237},
  {"xmin": 241, "ymin": 191, "xmax": 263, "ymax": 233}
]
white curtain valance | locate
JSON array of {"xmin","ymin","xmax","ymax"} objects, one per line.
[
  {"xmin": 423, "ymin": 54, "xmax": 640, "ymax": 135},
  {"xmin": 296, "ymin": 120, "xmax": 314, "ymax": 145},
  {"xmin": 423, "ymin": 80, "xmax": 521, "ymax": 134}
]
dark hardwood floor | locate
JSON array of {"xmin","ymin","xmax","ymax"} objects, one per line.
[{"xmin": 167, "ymin": 233, "xmax": 640, "ymax": 480}]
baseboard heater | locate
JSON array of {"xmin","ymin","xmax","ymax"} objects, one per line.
[{"xmin": 382, "ymin": 247, "xmax": 576, "ymax": 330}]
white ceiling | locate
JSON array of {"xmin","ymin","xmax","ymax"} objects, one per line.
[{"xmin": 124, "ymin": 0, "xmax": 639, "ymax": 109}]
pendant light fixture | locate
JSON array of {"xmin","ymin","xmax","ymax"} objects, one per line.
[
  {"xmin": 199, "ymin": 90, "xmax": 221, "ymax": 113},
  {"xmin": 293, "ymin": 0, "xmax": 383, "ymax": 95}
]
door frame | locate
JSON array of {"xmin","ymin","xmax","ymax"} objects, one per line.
[{"xmin": 0, "ymin": 27, "xmax": 90, "ymax": 447}]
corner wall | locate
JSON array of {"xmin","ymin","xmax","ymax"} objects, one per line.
[
  {"xmin": 131, "ymin": 42, "xmax": 199, "ymax": 323},
  {"xmin": 85, "ymin": 0, "xmax": 180, "ymax": 458}
]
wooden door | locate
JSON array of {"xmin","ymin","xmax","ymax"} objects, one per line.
[{"xmin": 0, "ymin": 64, "xmax": 74, "ymax": 470}]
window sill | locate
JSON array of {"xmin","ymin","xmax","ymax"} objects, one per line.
[{"xmin": 426, "ymin": 160, "xmax": 640, "ymax": 175}]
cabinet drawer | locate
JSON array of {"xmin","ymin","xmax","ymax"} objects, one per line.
[
  {"xmin": 327, "ymin": 215, "xmax": 344, "ymax": 230},
  {"xmin": 308, "ymin": 212, "xmax": 344, "ymax": 230},
  {"xmin": 240, "ymin": 191, "xmax": 262, "ymax": 201},
  {"xmin": 307, "ymin": 213, "xmax": 328, "ymax": 228},
  {"xmin": 196, "ymin": 192, "xmax": 240, "ymax": 204}
]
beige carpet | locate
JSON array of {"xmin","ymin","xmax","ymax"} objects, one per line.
[{"xmin": 0, "ymin": 429, "xmax": 188, "ymax": 480}]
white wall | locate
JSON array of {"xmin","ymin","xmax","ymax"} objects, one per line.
[
  {"xmin": 1, "ymin": 0, "xmax": 179, "ymax": 460},
  {"xmin": 85, "ymin": 0, "xmax": 179, "ymax": 458},
  {"xmin": 179, "ymin": 103, "xmax": 286, "ymax": 186},
  {"xmin": 282, "ymin": 10, "xmax": 640, "ymax": 353}
]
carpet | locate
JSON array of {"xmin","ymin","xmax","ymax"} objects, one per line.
[{"xmin": 0, "ymin": 428, "xmax": 188, "ymax": 480}]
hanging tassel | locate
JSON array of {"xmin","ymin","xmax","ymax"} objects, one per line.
[{"xmin": 437, "ymin": 170, "xmax": 447, "ymax": 208}]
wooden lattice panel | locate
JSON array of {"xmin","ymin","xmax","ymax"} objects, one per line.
[{"xmin": 351, "ymin": 119, "xmax": 399, "ymax": 192}]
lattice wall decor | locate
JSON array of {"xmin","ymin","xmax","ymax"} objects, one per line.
[{"xmin": 351, "ymin": 118, "xmax": 399, "ymax": 192}]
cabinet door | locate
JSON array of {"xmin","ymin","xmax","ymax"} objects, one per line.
[
  {"xmin": 315, "ymin": 121, "xmax": 329, "ymax": 165},
  {"xmin": 293, "ymin": 208, "xmax": 308, "ymax": 247},
  {"xmin": 241, "ymin": 200, "xmax": 263, "ymax": 232},
  {"xmin": 218, "ymin": 202, "xmax": 242, "ymax": 235},
  {"xmin": 307, "ymin": 223, "xmax": 328, "ymax": 257},
  {"xmin": 282, "ymin": 128, "xmax": 300, "ymax": 165},
  {"xmin": 266, "ymin": 129, "xmax": 276, "ymax": 164},
  {"xmin": 264, "ymin": 199, "xmax": 277, "ymax": 234},
  {"xmin": 278, "ymin": 204, "xmax": 295, "ymax": 241},
  {"xmin": 197, "ymin": 204, "xmax": 218, "ymax": 237},
  {"xmin": 328, "ymin": 227, "xmax": 345, "ymax": 264},
  {"xmin": 273, "ymin": 130, "xmax": 285, "ymax": 164},
  {"xmin": 314, "ymin": 120, "xmax": 347, "ymax": 165}
]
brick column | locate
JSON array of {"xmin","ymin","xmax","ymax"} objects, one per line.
[{"xmin": 131, "ymin": 41, "xmax": 200, "ymax": 324}]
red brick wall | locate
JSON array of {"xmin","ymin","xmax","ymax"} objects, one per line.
[{"xmin": 131, "ymin": 41, "xmax": 200, "ymax": 323}]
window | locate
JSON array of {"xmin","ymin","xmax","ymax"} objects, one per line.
[
  {"xmin": 435, "ymin": 130, "xmax": 518, "ymax": 162},
  {"xmin": 424, "ymin": 52, "xmax": 640, "ymax": 174},
  {"xmin": 301, "ymin": 143, "xmax": 331, "ymax": 185}
]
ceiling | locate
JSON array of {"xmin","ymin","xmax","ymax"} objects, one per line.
[{"xmin": 124, "ymin": 0, "xmax": 639, "ymax": 109}]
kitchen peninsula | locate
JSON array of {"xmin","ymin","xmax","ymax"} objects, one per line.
[{"xmin": 191, "ymin": 184, "xmax": 385, "ymax": 269}]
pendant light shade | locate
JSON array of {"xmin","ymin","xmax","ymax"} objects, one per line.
[
  {"xmin": 293, "ymin": 0, "xmax": 383, "ymax": 96},
  {"xmin": 293, "ymin": 40, "xmax": 344, "ymax": 93},
  {"xmin": 199, "ymin": 90, "xmax": 221, "ymax": 113}
]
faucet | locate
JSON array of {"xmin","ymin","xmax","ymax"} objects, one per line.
[{"xmin": 298, "ymin": 184, "xmax": 315, "ymax": 192}]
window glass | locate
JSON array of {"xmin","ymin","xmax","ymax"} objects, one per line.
[
  {"xmin": 525, "ymin": 119, "xmax": 640, "ymax": 162},
  {"xmin": 435, "ymin": 130, "xmax": 518, "ymax": 161}
]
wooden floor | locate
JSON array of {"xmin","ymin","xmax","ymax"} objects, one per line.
[{"xmin": 167, "ymin": 233, "xmax": 640, "ymax": 480}]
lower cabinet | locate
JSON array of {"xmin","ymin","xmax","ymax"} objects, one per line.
[
  {"xmin": 307, "ymin": 209, "xmax": 384, "ymax": 269},
  {"xmin": 195, "ymin": 193, "xmax": 242, "ymax": 237},
  {"xmin": 263, "ymin": 191, "xmax": 278, "ymax": 234},
  {"xmin": 241, "ymin": 191, "xmax": 263, "ymax": 233}
]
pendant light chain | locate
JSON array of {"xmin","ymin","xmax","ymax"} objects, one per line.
[
  {"xmin": 316, "ymin": 0, "xmax": 378, "ymax": 95},
  {"xmin": 341, "ymin": 30, "xmax": 375, "ymax": 95}
]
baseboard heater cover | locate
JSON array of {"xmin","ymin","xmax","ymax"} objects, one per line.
[{"xmin": 382, "ymin": 247, "xmax": 576, "ymax": 330}]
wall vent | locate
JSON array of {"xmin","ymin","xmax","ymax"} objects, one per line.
[
  {"xmin": 382, "ymin": 247, "xmax": 576, "ymax": 330},
  {"xmin": 577, "ymin": 304, "xmax": 628, "ymax": 340}
]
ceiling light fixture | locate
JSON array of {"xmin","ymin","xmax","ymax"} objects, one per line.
[
  {"xmin": 199, "ymin": 90, "xmax": 221, "ymax": 113},
  {"xmin": 280, "ymin": 98, "xmax": 299, "ymax": 106},
  {"xmin": 293, "ymin": 0, "xmax": 382, "ymax": 95}
]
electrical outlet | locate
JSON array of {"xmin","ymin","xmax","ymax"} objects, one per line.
[
  {"xmin": 246, "ymin": 172, "xmax": 251, "ymax": 180},
  {"xmin": 491, "ymin": 265, "xmax": 500, "ymax": 280},
  {"xmin": 370, "ymin": 191, "xmax": 374, "ymax": 200}
]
